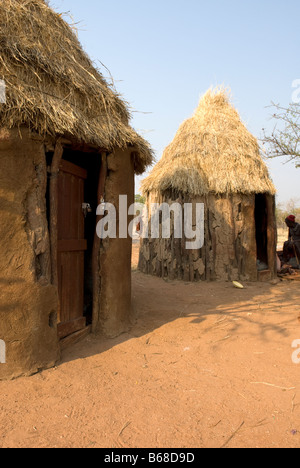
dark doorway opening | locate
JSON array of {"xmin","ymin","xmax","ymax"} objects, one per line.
[{"xmin": 255, "ymin": 193, "xmax": 269, "ymax": 270}]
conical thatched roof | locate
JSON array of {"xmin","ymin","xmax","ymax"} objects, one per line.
[
  {"xmin": 0, "ymin": 0, "xmax": 153, "ymax": 174},
  {"xmin": 142, "ymin": 88, "xmax": 276, "ymax": 195}
]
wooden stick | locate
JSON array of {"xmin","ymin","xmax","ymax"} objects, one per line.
[
  {"xmin": 251, "ymin": 382, "xmax": 296, "ymax": 391},
  {"xmin": 92, "ymin": 152, "xmax": 107, "ymax": 332},
  {"xmin": 292, "ymin": 394, "xmax": 296, "ymax": 413},
  {"xmin": 220, "ymin": 421, "xmax": 245, "ymax": 449},
  {"xmin": 49, "ymin": 139, "xmax": 63, "ymax": 286},
  {"xmin": 118, "ymin": 421, "xmax": 131, "ymax": 437},
  {"xmin": 49, "ymin": 139, "xmax": 64, "ymax": 321},
  {"xmin": 292, "ymin": 244, "xmax": 300, "ymax": 267}
]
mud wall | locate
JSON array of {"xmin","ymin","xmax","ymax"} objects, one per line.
[
  {"xmin": 0, "ymin": 128, "xmax": 60, "ymax": 380},
  {"xmin": 138, "ymin": 191, "xmax": 276, "ymax": 282},
  {"xmin": 93, "ymin": 147, "xmax": 135, "ymax": 337}
]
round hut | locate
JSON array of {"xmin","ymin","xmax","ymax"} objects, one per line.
[
  {"xmin": 139, "ymin": 88, "xmax": 277, "ymax": 283},
  {"xmin": 0, "ymin": 0, "xmax": 152, "ymax": 380}
]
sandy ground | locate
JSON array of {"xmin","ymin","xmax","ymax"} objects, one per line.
[{"xmin": 0, "ymin": 243, "xmax": 300, "ymax": 448}]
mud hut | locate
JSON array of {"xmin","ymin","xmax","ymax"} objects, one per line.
[
  {"xmin": 139, "ymin": 88, "xmax": 277, "ymax": 283},
  {"xmin": 0, "ymin": 0, "xmax": 153, "ymax": 380}
]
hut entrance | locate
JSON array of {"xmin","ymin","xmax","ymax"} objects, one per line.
[
  {"xmin": 56, "ymin": 159, "xmax": 88, "ymax": 339},
  {"xmin": 47, "ymin": 148, "xmax": 102, "ymax": 340},
  {"xmin": 255, "ymin": 193, "xmax": 269, "ymax": 271}
]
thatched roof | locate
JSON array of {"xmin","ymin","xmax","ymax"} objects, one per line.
[
  {"xmin": 0, "ymin": 0, "xmax": 153, "ymax": 174},
  {"xmin": 142, "ymin": 88, "xmax": 276, "ymax": 195}
]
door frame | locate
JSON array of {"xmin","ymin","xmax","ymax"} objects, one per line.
[
  {"xmin": 254, "ymin": 192, "xmax": 277, "ymax": 279},
  {"xmin": 49, "ymin": 139, "xmax": 108, "ymax": 337}
]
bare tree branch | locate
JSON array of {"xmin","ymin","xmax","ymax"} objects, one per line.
[{"xmin": 262, "ymin": 102, "xmax": 300, "ymax": 167}]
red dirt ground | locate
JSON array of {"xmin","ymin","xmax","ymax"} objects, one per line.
[{"xmin": 0, "ymin": 243, "xmax": 300, "ymax": 448}]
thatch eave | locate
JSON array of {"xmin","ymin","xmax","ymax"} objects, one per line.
[{"xmin": 0, "ymin": 0, "xmax": 153, "ymax": 173}]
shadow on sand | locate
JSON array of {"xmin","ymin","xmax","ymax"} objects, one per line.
[{"xmin": 59, "ymin": 267, "xmax": 300, "ymax": 367}]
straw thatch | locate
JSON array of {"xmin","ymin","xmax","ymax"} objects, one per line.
[
  {"xmin": 0, "ymin": 0, "xmax": 153, "ymax": 174},
  {"xmin": 142, "ymin": 88, "xmax": 276, "ymax": 194}
]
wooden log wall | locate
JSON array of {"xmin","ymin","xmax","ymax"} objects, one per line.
[{"xmin": 138, "ymin": 191, "xmax": 272, "ymax": 282}]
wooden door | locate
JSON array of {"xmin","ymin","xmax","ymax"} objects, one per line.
[{"xmin": 57, "ymin": 159, "xmax": 87, "ymax": 339}]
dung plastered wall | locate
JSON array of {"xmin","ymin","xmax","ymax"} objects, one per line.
[
  {"xmin": 0, "ymin": 131, "xmax": 140, "ymax": 379},
  {"xmin": 93, "ymin": 147, "xmax": 135, "ymax": 338},
  {"xmin": 0, "ymin": 128, "xmax": 59, "ymax": 380}
]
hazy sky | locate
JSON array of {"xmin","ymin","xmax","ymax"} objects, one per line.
[{"xmin": 50, "ymin": 0, "xmax": 300, "ymax": 207}]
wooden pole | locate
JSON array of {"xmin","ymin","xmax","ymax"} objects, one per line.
[
  {"xmin": 49, "ymin": 139, "xmax": 64, "ymax": 321},
  {"xmin": 293, "ymin": 244, "xmax": 300, "ymax": 267},
  {"xmin": 92, "ymin": 152, "xmax": 108, "ymax": 332}
]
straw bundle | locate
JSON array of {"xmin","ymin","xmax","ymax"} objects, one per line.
[
  {"xmin": 0, "ymin": 0, "xmax": 153, "ymax": 173},
  {"xmin": 142, "ymin": 88, "xmax": 276, "ymax": 194}
]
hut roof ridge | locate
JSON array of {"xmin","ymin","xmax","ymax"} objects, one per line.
[{"xmin": 141, "ymin": 87, "xmax": 276, "ymax": 195}]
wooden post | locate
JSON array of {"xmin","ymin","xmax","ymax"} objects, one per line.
[
  {"xmin": 92, "ymin": 152, "xmax": 108, "ymax": 332},
  {"xmin": 266, "ymin": 194, "xmax": 277, "ymax": 278},
  {"xmin": 49, "ymin": 140, "xmax": 64, "ymax": 286},
  {"xmin": 49, "ymin": 140, "xmax": 64, "ymax": 324}
]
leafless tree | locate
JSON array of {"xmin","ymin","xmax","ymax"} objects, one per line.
[{"xmin": 263, "ymin": 102, "xmax": 300, "ymax": 167}]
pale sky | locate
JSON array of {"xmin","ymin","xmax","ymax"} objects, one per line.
[{"xmin": 50, "ymin": 0, "xmax": 300, "ymax": 207}]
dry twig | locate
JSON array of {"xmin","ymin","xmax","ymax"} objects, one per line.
[{"xmin": 221, "ymin": 421, "xmax": 245, "ymax": 449}]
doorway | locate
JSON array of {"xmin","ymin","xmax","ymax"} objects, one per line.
[
  {"xmin": 47, "ymin": 147, "xmax": 101, "ymax": 339},
  {"xmin": 255, "ymin": 193, "xmax": 269, "ymax": 270}
]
